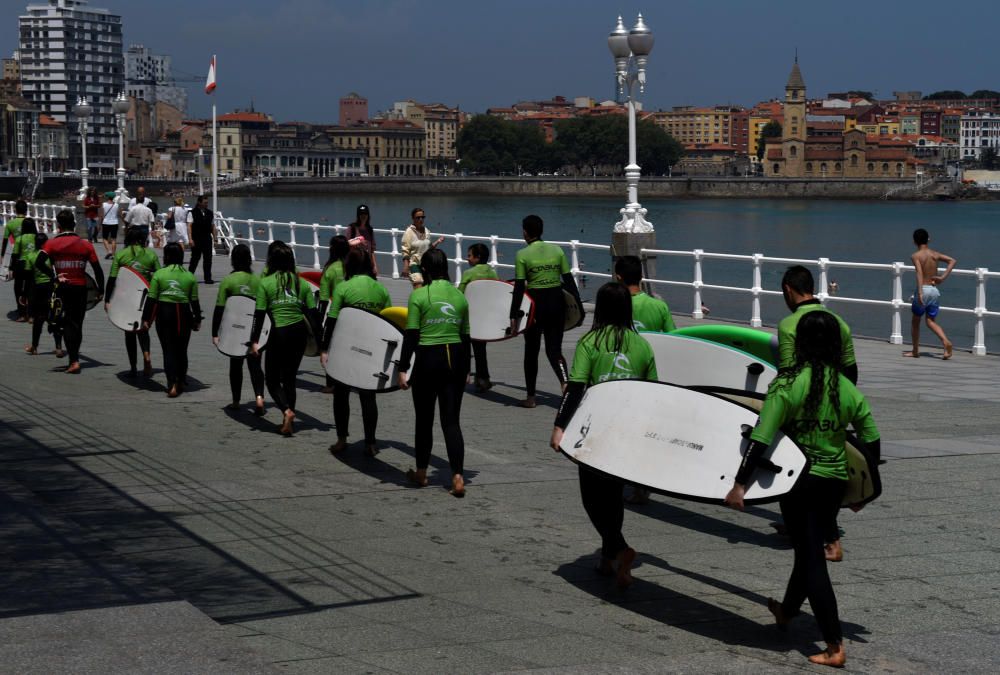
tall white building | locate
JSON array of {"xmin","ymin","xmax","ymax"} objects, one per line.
[
  {"xmin": 960, "ymin": 110, "xmax": 1000, "ymax": 161},
  {"xmin": 125, "ymin": 44, "xmax": 187, "ymax": 115},
  {"xmin": 18, "ymin": 0, "xmax": 124, "ymax": 172}
]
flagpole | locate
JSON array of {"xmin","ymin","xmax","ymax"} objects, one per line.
[{"xmin": 211, "ymin": 53, "xmax": 218, "ymax": 215}]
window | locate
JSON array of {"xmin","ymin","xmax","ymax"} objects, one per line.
[
  {"xmin": 773, "ymin": 163, "xmax": 780, "ymax": 174},
  {"xmin": 806, "ymin": 162, "xmax": 813, "ymax": 172},
  {"xmin": 789, "ymin": 146, "xmax": 797, "ymax": 157},
  {"xmin": 867, "ymin": 162, "xmax": 874, "ymax": 171},
  {"xmin": 882, "ymin": 163, "xmax": 889, "ymax": 172}
]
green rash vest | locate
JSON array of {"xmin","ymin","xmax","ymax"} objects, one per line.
[
  {"xmin": 569, "ymin": 328, "xmax": 658, "ymax": 386},
  {"xmin": 515, "ymin": 240, "xmax": 569, "ymax": 289},
  {"xmin": 459, "ymin": 263, "xmax": 499, "ymax": 293},
  {"xmin": 149, "ymin": 265, "xmax": 199, "ymax": 305},
  {"xmin": 319, "ymin": 260, "xmax": 345, "ymax": 302},
  {"xmin": 110, "ymin": 245, "xmax": 160, "ymax": 282},
  {"xmin": 255, "ymin": 272, "xmax": 316, "ymax": 328},
  {"xmin": 3, "ymin": 217, "xmax": 24, "ymax": 243},
  {"xmin": 406, "ymin": 279, "xmax": 470, "ymax": 346},
  {"xmin": 328, "ymin": 275, "xmax": 390, "ymax": 319},
  {"xmin": 216, "ymin": 271, "xmax": 260, "ymax": 306},
  {"xmin": 24, "ymin": 250, "xmax": 52, "ymax": 285},
  {"xmin": 632, "ymin": 292, "xmax": 676, "ymax": 333},
  {"xmin": 778, "ymin": 301, "xmax": 856, "ymax": 370},
  {"xmin": 12, "ymin": 233, "xmax": 36, "ymax": 270},
  {"xmin": 750, "ymin": 366, "xmax": 880, "ymax": 480}
]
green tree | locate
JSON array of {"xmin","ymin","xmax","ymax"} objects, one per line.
[
  {"xmin": 969, "ymin": 90, "xmax": 1000, "ymax": 100},
  {"xmin": 981, "ymin": 147, "xmax": 999, "ymax": 170},
  {"xmin": 551, "ymin": 115, "xmax": 680, "ymax": 175},
  {"xmin": 924, "ymin": 90, "xmax": 967, "ymax": 100},
  {"xmin": 456, "ymin": 115, "xmax": 547, "ymax": 174},
  {"xmin": 757, "ymin": 120, "xmax": 782, "ymax": 160}
]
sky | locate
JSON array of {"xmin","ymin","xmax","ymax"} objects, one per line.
[{"xmin": 2, "ymin": 0, "xmax": 1000, "ymax": 123}]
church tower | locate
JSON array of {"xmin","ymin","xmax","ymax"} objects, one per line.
[{"xmin": 782, "ymin": 57, "xmax": 807, "ymax": 176}]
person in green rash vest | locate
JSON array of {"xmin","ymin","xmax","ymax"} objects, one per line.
[
  {"xmin": 397, "ymin": 248, "xmax": 472, "ymax": 497},
  {"xmin": 460, "ymin": 243, "xmax": 499, "ymax": 392},
  {"xmin": 550, "ymin": 282, "xmax": 657, "ymax": 591},
  {"xmin": 725, "ymin": 310, "xmax": 880, "ymax": 670},
  {"xmin": 141, "ymin": 243, "xmax": 202, "ymax": 398},
  {"xmin": 211, "ymin": 244, "xmax": 265, "ymax": 415},
  {"xmin": 105, "ymin": 227, "xmax": 161, "ymax": 377},
  {"xmin": 9, "ymin": 217, "xmax": 39, "ymax": 322},
  {"xmin": 249, "ymin": 241, "xmax": 321, "ymax": 437},
  {"xmin": 778, "ymin": 264, "xmax": 858, "ymax": 562},
  {"xmin": 320, "ymin": 247, "xmax": 391, "ymax": 458},
  {"xmin": 2, "ymin": 199, "xmax": 28, "ymax": 315},
  {"xmin": 318, "ymin": 235, "xmax": 350, "ymax": 394},
  {"xmin": 508, "ymin": 214, "xmax": 582, "ymax": 408},
  {"xmin": 23, "ymin": 233, "xmax": 64, "ymax": 356}
]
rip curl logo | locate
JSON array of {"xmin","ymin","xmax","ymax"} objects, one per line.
[
  {"xmin": 633, "ymin": 320, "xmax": 646, "ymax": 330},
  {"xmin": 434, "ymin": 301, "xmax": 456, "ymax": 317},
  {"xmin": 597, "ymin": 352, "xmax": 636, "ymax": 383},
  {"xmin": 163, "ymin": 279, "xmax": 186, "ymax": 299},
  {"xmin": 613, "ymin": 353, "xmax": 632, "ymax": 372},
  {"xmin": 238, "ymin": 285, "xmax": 252, "ymax": 296},
  {"xmin": 425, "ymin": 300, "xmax": 461, "ymax": 325}
]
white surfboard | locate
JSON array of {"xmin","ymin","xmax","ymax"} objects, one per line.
[
  {"xmin": 300, "ymin": 276, "xmax": 321, "ymax": 357},
  {"xmin": 324, "ymin": 307, "xmax": 403, "ymax": 392},
  {"xmin": 0, "ymin": 235, "xmax": 12, "ymax": 281},
  {"xmin": 85, "ymin": 273, "xmax": 100, "ymax": 310},
  {"xmin": 642, "ymin": 333, "xmax": 776, "ymax": 394},
  {"xmin": 563, "ymin": 289, "xmax": 585, "ymax": 330},
  {"xmin": 217, "ymin": 295, "xmax": 272, "ymax": 357},
  {"xmin": 466, "ymin": 279, "xmax": 534, "ymax": 342},
  {"xmin": 700, "ymin": 388, "xmax": 882, "ymax": 508},
  {"xmin": 107, "ymin": 267, "xmax": 150, "ymax": 332},
  {"xmin": 560, "ymin": 380, "xmax": 808, "ymax": 504}
]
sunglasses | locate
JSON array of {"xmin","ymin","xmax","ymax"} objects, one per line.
[{"xmin": 414, "ymin": 215, "xmax": 425, "ymax": 220}]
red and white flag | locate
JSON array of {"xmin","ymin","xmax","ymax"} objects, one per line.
[{"xmin": 205, "ymin": 56, "xmax": 217, "ymax": 95}]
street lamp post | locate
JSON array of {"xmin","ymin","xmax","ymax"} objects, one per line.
[
  {"xmin": 73, "ymin": 96, "xmax": 93, "ymax": 200},
  {"xmin": 112, "ymin": 92, "xmax": 131, "ymax": 203},
  {"xmin": 608, "ymin": 14, "xmax": 658, "ymax": 277}
]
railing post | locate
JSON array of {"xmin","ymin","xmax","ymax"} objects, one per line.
[
  {"xmin": 570, "ymin": 240, "xmax": 581, "ymax": 288},
  {"xmin": 266, "ymin": 219, "xmax": 275, "ymax": 244},
  {"xmin": 890, "ymin": 262, "xmax": 904, "ymax": 345},
  {"xmin": 816, "ymin": 257, "xmax": 830, "ymax": 305},
  {"xmin": 692, "ymin": 249, "xmax": 704, "ymax": 320},
  {"xmin": 288, "ymin": 222, "xmax": 298, "ymax": 253},
  {"xmin": 974, "ymin": 267, "xmax": 988, "ymax": 356},
  {"xmin": 489, "ymin": 235, "xmax": 499, "ymax": 270},
  {"xmin": 453, "ymin": 233, "xmax": 464, "ymax": 286},
  {"xmin": 390, "ymin": 227, "xmax": 401, "ymax": 279},
  {"xmin": 247, "ymin": 219, "xmax": 256, "ymax": 261},
  {"xmin": 750, "ymin": 253, "xmax": 763, "ymax": 327},
  {"xmin": 312, "ymin": 223, "xmax": 321, "ymax": 269}
]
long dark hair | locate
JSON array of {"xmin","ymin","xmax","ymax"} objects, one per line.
[
  {"xmin": 421, "ymin": 248, "xmax": 449, "ymax": 282},
  {"xmin": 124, "ymin": 226, "xmax": 146, "ymax": 249},
  {"xmin": 344, "ymin": 246, "xmax": 373, "ymax": 280},
  {"xmin": 21, "ymin": 217, "xmax": 37, "ymax": 237},
  {"xmin": 163, "ymin": 242, "xmax": 184, "ymax": 266},
  {"xmin": 349, "ymin": 204, "xmax": 372, "ymax": 238},
  {"xmin": 788, "ymin": 310, "xmax": 843, "ymax": 418},
  {"xmin": 230, "ymin": 243, "xmax": 252, "ymax": 274},
  {"xmin": 266, "ymin": 241, "xmax": 299, "ymax": 296},
  {"xmin": 324, "ymin": 235, "xmax": 350, "ymax": 272},
  {"xmin": 582, "ymin": 282, "xmax": 633, "ymax": 353}
]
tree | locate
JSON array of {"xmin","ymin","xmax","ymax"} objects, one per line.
[
  {"xmin": 551, "ymin": 115, "xmax": 681, "ymax": 176},
  {"xmin": 757, "ymin": 120, "xmax": 782, "ymax": 160},
  {"xmin": 924, "ymin": 90, "xmax": 967, "ymax": 100},
  {"xmin": 456, "ymin": 115, "xmax": 547, "ymax": 174},
  {"xmin": 969, "ymin": 90, "xmax": 1000, "ymax": 100},
  {"xmin": 981, "ymin": 147, "xmax": 999, "ymax": 170}
]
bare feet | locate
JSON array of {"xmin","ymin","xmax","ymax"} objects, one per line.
[
  {"xmin": 450, "ymin": 473, "xmax": 466, "ymax": 498},
  {"xmin": 253, "ymin": 396, "xmax": 265, "ymax": 416},
  {"xmin": 54, "ymin": 349, "xmax": 66, "ymax": 358},
  {"xmin": 519, "ymin": 396, "xmax": 537, "ymax": 409},
  {"xmin": 143, "ymin": 358, "xmax": 153, "ymax": 377},
  {"xmin": 167, "ymin": 385, "xmax": 179, "ymax": 398},
  {"xmin": 902, "ymin": 350, "xmax": 919, "ymax": 358},
  {"xmin": 615, "ymin": 547, "xmax": 636, "ymax": 589},
  {"xmin": 825, "ymin": 539, "xmax": 844, "ymax": 562},
  {"xmin": 65, "ymin": 362, "xmax": 81, "ymax": 374},
  {"xmin": 24, "ymin": 345, "xmax": 37, "ymax": 355},
  {"xmin": 768, "ymin": 598, "xmax": 792, "ymax": 630},
  {"xmin": 329, "ymin": 437, "xmax": 348, "ymax": 455},
  {"xmin": 365, "ymin": 443, "xmax": 379, "ymax": 458},
  {"xmin": 808, "ymin": 643, "xmax": 846, "ymax": 668},
  {"xmin": 225, "ymin": 402, "xmax": 240, "ymax": 411},
  {"xmin": 406, "ymin": 468, "xmax": 428, "ymax": 487},
  {"xmin": 595, "ymin": 559, "xmax": 614, "ymax": 577},
  {"xmin": 279, "ymin": 410, "xmax": 295, "ymax": 436},
  {"xmin": 943, "ymin": 342, "xmax": 953, "ymax": 360}
]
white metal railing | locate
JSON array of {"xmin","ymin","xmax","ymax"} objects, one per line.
[
  {"xmin": 0, "ymin": 200, "xmax": 75, "ymax": 233},
  {"xmin": 213, "ymin": 214, "xmax": 998, "ymax": 356}
]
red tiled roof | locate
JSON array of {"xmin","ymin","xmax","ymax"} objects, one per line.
[
  {"xmin": 217, "ymin": 112, "xmax": 271, "ymax": 122},
  {"xmin": 38, "ymin": 114, "xmax": 62, "ymax": 127}
]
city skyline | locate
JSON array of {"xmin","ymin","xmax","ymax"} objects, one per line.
[{"xmin": 2, "ymin": 0, "xmax": 1000, "ymax": 122}]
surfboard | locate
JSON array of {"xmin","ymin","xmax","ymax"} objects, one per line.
[
  {"xmin": 672, "ymin": 324, "xmax": 778, "ymax": 366},
  {"xmin": 106, "ymin": 267, "xmax": 149, "ymax": 332},
  {"xmin": 299, "ymin": 270, "xmax": 323, "ymax": 286},
  {"xmin": 465, "ymin": 279, "xmax": 534, "ymax": 341},
  {"xmin": 324, "ymin": 307, "xmax": 403, "ymax": 392},
  {"xmin": 563, "ymin": 289, "xmax": 585, "ymax": 330},
  {"xmin": 0, "ymin": 235, "xmax": 12, "ymax": 280},
  {"xmin": 300, "ymin": 276, "xmax": 321, "ymax": 357},
  {"xmin": 641, "ymin": 332, "xmax": 776, "ymax": 394},
  {"xmin": 697, "ymin": 388, "xmax": 882, "ymax": 508},
  {"xmin": 380, "ymin": 306, "xmax": 408, "ymax": 330},
  {"xmin": 217, "ymin": 295, "xmax": 272, "ymax": 357},
  {"xmin": 559, "ymin": 380, "xmax": 808, "ymax": 504},
  {"xmin": 85, "ymin": 273, "xmax": 100, "ymax": 310}
]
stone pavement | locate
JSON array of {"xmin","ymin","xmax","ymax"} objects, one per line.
[{"xmin": 1, "ymin": 261, "xmax": 999, "ymax": 674}]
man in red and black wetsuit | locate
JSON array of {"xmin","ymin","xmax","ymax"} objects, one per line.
[{"xmin": 35, "ymin": 209, "xmax": 104, "ymax": 374}]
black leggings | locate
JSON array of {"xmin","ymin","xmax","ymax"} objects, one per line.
[
  {"xmin": 124, "ymin": 331, "xmax": 151, "ymax": 370},
  {"xmin": 523, "ymin": 287, "xmax": 567, "ymax": 397},
  {"xmin": 579, "ymin": 466, "xmax": 628, "ymax": 561},
  {"xmin": 30, "ymin": 282, "xmax": 62, "ymax": 350},
  {"xmin": 779, "ymin": 474, "xmax": 847, "ymax": 645},
  {"xmin": 472, "ymin": 340, "xmax": 490, "ymax": 380},
  {"xmin": 333, "ymin": 383, "xmax": 378, "ymax": 444},
  {"xmin": 410, "ymin": 343, "xmax": 468, "ymax": 475},
  {"xmin": 155, "ymin": 302, "xmax": 193, "ymax": 388},
  {"xmin": 230, "ymin": 355, "xmax": 265, "ymax": 404},
  {"xmin": 57, "ymin": 285, "xmax": 88, "ymax": 363},
  {"xmin": 14, "ymin": 270, "xmax": 29, "ymax": 318},
  {"xmin": 188, "ymin": 236, "xmax": 213, "ymax": 281},
  {"xmin": 265, "ymin": 321, "xmax": 307, "ymax": 413}
]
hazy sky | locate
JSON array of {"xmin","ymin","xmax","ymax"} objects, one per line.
[{"xmin": 3, "ymin": 0, "xmax": 999, "ymax": 122}]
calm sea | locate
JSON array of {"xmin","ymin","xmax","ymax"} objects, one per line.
[{"xmin": 218, "ymin": 194, "xmax": 1000, "ymax": 350}]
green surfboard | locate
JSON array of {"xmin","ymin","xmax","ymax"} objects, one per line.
[{"xmin": 672, "ymin": 324, "xmax": 778, "ymax": 366}]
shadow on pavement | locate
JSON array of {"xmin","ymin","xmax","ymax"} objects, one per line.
[
  {"xmin": 331, "ymin": 439, "xmax": 482, "ymax": 489},
  {"xmin": 626, "ymin": 498, "xmax": 791, "ymax": 550}
]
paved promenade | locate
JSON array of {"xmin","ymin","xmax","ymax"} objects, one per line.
[{"xmin": 1, "ymin": 263, "xmax": 999, "ymax": 673}]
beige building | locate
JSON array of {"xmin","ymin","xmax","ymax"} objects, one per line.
[
  {"xmin": 328, "ymin": 120, "xmax": 426, "ymax": 176},
  {"xmin": 389, "ymin": 100, "xmax": 461, "ymax": 174},
  {"xmin": 649, "ymin": 106, "xmax": 737, "ymax": 145},
  {"xmin": 218, "ymin": 124, "xmax": 242, "ymax": 176}
]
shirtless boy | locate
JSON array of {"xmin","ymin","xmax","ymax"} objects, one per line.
[{"xmin": 905, "ymin": 228, "xmax": 956, "ymax": 360}]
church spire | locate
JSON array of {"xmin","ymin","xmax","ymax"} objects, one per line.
[{"xmin": 786, "ymin": 56, "xmax": 805, "ymax": 91}]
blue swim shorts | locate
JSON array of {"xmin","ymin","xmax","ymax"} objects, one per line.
[{"xmin": 911, "ymin": 285, "xmax": 940, "ymax": 318}]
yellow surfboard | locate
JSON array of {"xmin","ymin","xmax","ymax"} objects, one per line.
[{"xmin": 380, "ymin": 306, "xmax": 408, "ymax": 330}]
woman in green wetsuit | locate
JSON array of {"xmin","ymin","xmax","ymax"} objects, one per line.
[
  {"xmin": 318, "ymin": 235, "xmax": 350, "ymax": 394},
  {"xmin": 9, "ymin": 217, "xmax": 38, "ymax": 322},
  {"xmin": 23, "ymin": 233, "xmax": 64, "ymax": 356},
  {"xmin": 249, "ymin": 242, "xmax": 321, "ymax": 436},
  {"xmin": 550, "ymin": 282, "xmax": 657, "ymax": 590},
  {"xmin": 106, "ymin": 227, "xmax": 161, "ymax": 377},
  {"xmin": 211, "ymin": 244, "xmax": 265, "ymax": 415},
  {"xmin": 141, "ymin": 243, "xmax": 202, "ymax": 398},
  {"xmin": 724, "ymin": 311, "xmax": 880, "ymax": 669},
  {"xmin": 397, "ymin": 248, "xmax": 472, "ymax": 497}
]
